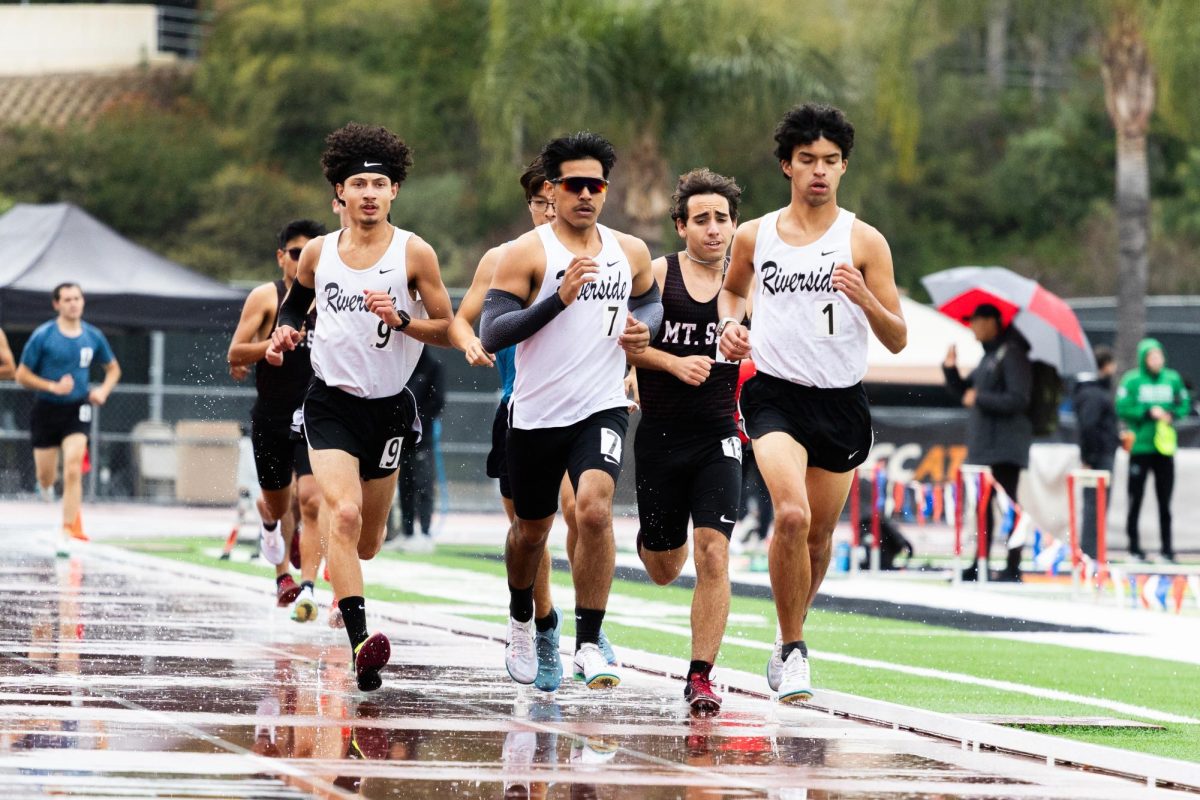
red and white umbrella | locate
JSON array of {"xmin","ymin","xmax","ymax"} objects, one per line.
[{"xmin": 921, "ymin": 266, "xmax": 1096, "ymax": 376}]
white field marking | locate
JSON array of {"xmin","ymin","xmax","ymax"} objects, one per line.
[
  {"xmin": 372, "ymin": 560, "xmax": 1200, "ymax": 724},
  {"xmin": 626, "ymin": 617, "xmax": 1200, "ymax": 726}
]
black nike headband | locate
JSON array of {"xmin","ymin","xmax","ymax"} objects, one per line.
[{"xmin": 333, "ymin": 159, "xmax": 400, "ymax": 186}]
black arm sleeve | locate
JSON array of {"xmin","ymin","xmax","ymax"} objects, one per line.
[
  {"xmin": 480, "ymin": 289, "xmax": 566, "ymax": 353},
  {"xmin": 277, "ymin": 281, "xmax": 316, "ymax": 331},
  {"xmin": 628, "ymin": 282, "xmax": 663, "ymax": 338}
]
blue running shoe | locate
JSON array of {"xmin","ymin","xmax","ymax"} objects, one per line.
[
  {"xmin": 598, "ymin": 629, "xmax": 616, "ymax": 665},
  {"xmin": 534, "ymin": 608, "xmax": 563, "ymax": 692}
]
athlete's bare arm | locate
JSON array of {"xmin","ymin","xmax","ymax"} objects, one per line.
[
  {"xmin": 0, "ymin": 330, "xmax": 14, "ymax": 380},
  {"xmin": 364, "ymin": 235, "xmax": 452, "ymax": 347},
  {"xmin": 489, "ymin": 230, "xmax": 551, "ymax": 306},
  {"xmin": 14, "ymin": 363, "xmax": 73, "ymax": 396},
  {"xmin": 617, "ymin": 233, "xmax": 655, "ymax": 355},
  {"xmin": 227, "ymin": 283, "xmax": 278, "ymax": 368},
  {"xmin": 625, "ymin": 256, "xmax": 713, "ymax": 386},
  {"xmin": 837, "ymin": 221, "xmax": 906, "ymax": 354},
  {"xmin": 717, "ymin": 219, "xmax": 760, "ymax": 361},
  {"xmin": 449, "ymin": 245, "xmax": 502, "ymax": 366},
  {"xmin": 266, "ymin": 237, "xmax": 322, "ymax": 365}
]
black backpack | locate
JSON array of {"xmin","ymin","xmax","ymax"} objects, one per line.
[{"xmin": 1028, "ymin": 361, "xmax": 1062, "ymax": 436}]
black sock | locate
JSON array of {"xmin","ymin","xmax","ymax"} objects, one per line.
[
  {"xmin": 574, "ymin": 607, "xmax": 605, "ymax": 650},
  {"xmin": 300, "ymin": 580, "xmax": 314, "ymax": 593},
  {"xmin": 338, "ymin": 596, "xmax": 369, "ymax": 651},
  {"xmin": 534, "ymin": 608, "xmax": 557, "ymax": 633},
  {"xmin": 509, "ymin": 584, "xmax": 534, "ymax": 623},
  {"xmin": 263, "ymin": 520, "xmax": 278, "ymax": 531},
  {"xmin": 688, "ymin": 660, "xmax": 713, "ymax": 678},
  {"xmin": 275, "ymin": 573, "xmax": 290, "ymax": 587},
  {"xmin": 781, "ymin": 640, "xmax": 807, "ymax": 662}
]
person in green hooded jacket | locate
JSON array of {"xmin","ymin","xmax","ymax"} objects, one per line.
[{"xmin": 1115, "ymin": 338, "xmax": 1191, "ymax": 562}]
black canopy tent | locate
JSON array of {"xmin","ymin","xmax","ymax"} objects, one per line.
[{"xmin": 0, "ymin": 202, "xmax": 245, "ymax": 330}]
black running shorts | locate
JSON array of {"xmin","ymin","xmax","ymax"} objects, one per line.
[
  {"xmin": 303, "ymin": 380, "xmax": 418, "ymax": 481},
  {"xmin": 30, "ymin": 400, "xmax": 91, "ymax": 449},
  {"xmin": 635, "ymin": 423, "xmax": 743, "ymax": 551},
  {"xmin": 739, "ymin": 372, "xmax": 873, "ymax": 473},
  {"xmin": 251, "ymin": 414, "xmax": 311, "ymax": 491},
  {"xmin": 507, "ymin": 406, "xmax": 629, "ymax": 521},
  {"xmin": 485, "ymin": 400, "xmax": 512, "ymax": 499}
]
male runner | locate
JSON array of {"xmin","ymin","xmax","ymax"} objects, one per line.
[
  {"xmin": 228, "ymin": 218, "xmax": 326, "ymax": 617},
  {"xmin": 15, "ymin": 283, "xmax": 121, "ymax": 556},
  {"xmin": 627, "ymin": 168, "xmax": 742, "ymax": 713},
  {"xmin": 481, "ymin": 131, "xmax": 661, "ymax": 690},
  {"xmin": 717, "ymin": 104, "xmax": 906, "ymax": 703},
  {"xmin": 268, "ymin": 122, "xmax": 453, "ymax": 691},
  {"xmin": 449, "ymin": 159, "xmax": 574, "ymax": 691}
]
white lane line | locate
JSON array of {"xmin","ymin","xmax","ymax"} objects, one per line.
[{"xmin": 372, "ymin": 560, "xmax": 1200, "ymax": 726}]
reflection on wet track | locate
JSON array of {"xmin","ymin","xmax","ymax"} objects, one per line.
[{"xmin": 0, "ymin": 541, "xmax": 1179, "ymax": 798}]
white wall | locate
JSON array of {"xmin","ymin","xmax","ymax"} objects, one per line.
[{"xmin": 0, "ymin": 5, "xmax": 174, "ymax": 76}]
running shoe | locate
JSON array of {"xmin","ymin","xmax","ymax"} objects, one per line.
[
  {"xmin": 533, "ymin": 608, "xmax": 563, "ymax": 692},
  {"xmin": 684, "ymin": 671, "xmax": 722, "ymax": 715},
  {"xmin": 573, "ymin": 642, "xmax": 620, "ymax": 689},
  {"xmin": 65, "ymin": 512, "xmax": 89, "ymax": 542},
  {"xmin": 290, "ymin": 592, "xmax": 317, "ymax": 623},
  {"xmin": 289, "ymin": 526, "xmax": 302, "ymax": 570},
  {"xmin": 352, "ymin": 632, "xmax": 391, "ymax": 692},
  {"xmin": 259, "ymin": 521, "xmax": 286, "ymax": 566},
  {"xmin": 766, "ymin": 634, "xmax": 785, "ymax": 692},
  {"xmin": 37, "ymin": 484, "xmax": 55, "ymax": 503},
  {"xmin": 328, "ymin": 604, "xmax": 344, "ymax": 629},
  {"xmin": 776, "ymin": 649, "xmax": 813, "ymax": 704},
  {"xmin": 569, "ymin": 736, "xmax": 619, "ymax": 765},
  {"xmin": 275, "ymin": 574, "xmax": 301, "ymax": 607},
  {"xmin": 501, "ymin": 729, "xmax": 536, "ymax": 795},
  {"xmin": 505, "ymin": 617, "xmax": 537, "ymax": 685},
  {"xmin": 598, "ymin": 629, "xmax": 616, "ymax": 665}
]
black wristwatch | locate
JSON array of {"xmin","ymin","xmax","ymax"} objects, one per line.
[{"xmin": 391, "ymin": 309, "xmax": 412, "ymax": 332}]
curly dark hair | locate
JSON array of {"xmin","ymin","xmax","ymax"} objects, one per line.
[
  {"xmin": 670, "ymin": 168, "xmax": 742, "ymax": 224},
  {"xmin": 518, "ymin": 156, "xmax": 549, "ymax": 202},
  {"xmin": 321, "ymin": 122, "xmax": 413, "ymax": 188},
  {"xmin": 539, "ymin": 131, "xmax": 617, "ymax": 180},
  {"xmin": 773, "ymin": 104, "xmax": 854, "ymax": 163}
]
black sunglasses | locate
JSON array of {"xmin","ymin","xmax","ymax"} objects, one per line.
[
  {"xmin": 284, "ymin": 247, "xmax": 303, "ymax": 261},
  {"xmin": 552, "ymin": 176, "xmax": 609, "ymax": 195}
]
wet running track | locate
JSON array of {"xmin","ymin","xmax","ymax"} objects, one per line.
[{"xmin": 0, "ymin": 536, "xmax": 1187, "ymax": 799}]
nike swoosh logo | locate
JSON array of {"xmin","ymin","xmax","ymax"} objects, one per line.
[
  {"xmin": 847, "ymin": 450, "xmax": 859, "ymax": 460},
  {"xmin": 364, "ymin": 161, "xmax": 383, "ymax": 167},
  {"xmin": 821, "ymin": 250, "xmax": 837, "ymax": 256},
  {"xmin": 556, "ymin": 270, "xmax": 566, "ymax": 280},
  {"xmin": 379, "ymin": 269, "xmax": 394, "ymax": 274},
  {"xmin": 720, "ymin": 515, "xmax": 736, "ymax": 524},
  {"xmin": 607, "ymin": 260, "xmax": 619, "ymax": 267}
]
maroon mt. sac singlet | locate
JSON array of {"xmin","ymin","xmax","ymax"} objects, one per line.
[
  {"xmin": 637, "ymin": 253, "xmax": 737, "ymax": 434},
  {"xmin": 253, "ymin": 279, "xmax": 316, "ymax": 420}
]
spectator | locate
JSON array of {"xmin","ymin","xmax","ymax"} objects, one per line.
[
  {"xmin": 1073, "ymin": 345, "xmax": 1119, "ymax": 559},
  {"xmin": 396, "ymin": 348, "xmax": 445, "ymax": 552},
  {"xmin": 1115, "ymin": 338, "xmax": 1190, "ymax": 563},
  {"xmin": 943, "ymin": 303, "xmax": 1032, "ymax": 582}
]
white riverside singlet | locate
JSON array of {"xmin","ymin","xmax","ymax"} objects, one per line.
[
  {"xmin": 310, "ymin": 226, "xmax": 423, "ymax": 398},
  {"xmin": 750, "ymin": 207, "xmax": 868, "ymax": 388},
  {"xmin": 511, "ymin": 223, "xmax": 631, "ymax": 429}
]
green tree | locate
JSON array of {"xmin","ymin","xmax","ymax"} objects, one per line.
[{"xmin": 470, "ymin": 0, "xmax": 829, "ymax": 248}]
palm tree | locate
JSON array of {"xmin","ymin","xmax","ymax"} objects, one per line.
[
  {"xmin": 1099, "ymin": 1, "xmax": 1154, "ymax": 371},
  {"xmin": 470, "ymin": 0, "xmax": 829, "ymax": 248}
]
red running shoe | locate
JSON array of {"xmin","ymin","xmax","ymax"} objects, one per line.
[
  {"xmin": 684, "ymin": 671, "xmax": 722, "ymax": 715},
  {"xmin": 276, "ymin": 574, "xmax": 301, "ymax": 607},
  {"xmin": 353, "ymin": 632, "xmax": 391, "ymax": 692}
]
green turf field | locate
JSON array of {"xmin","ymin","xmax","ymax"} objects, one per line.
[{"xmin": 113, "ymin": 537, "xmax": 1200, "ymax": 763}]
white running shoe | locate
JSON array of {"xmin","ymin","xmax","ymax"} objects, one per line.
[
  {"xmin": 505, "ymin": 617, "xmax": 537, "ymax": 685},
  {"xmin": 37, "ymin": 484, "xmax": 56, "ymax": 503},
  {"xmin": 258, "ymin": 521, "xmax": 286, "ymax": 566},
  {"xmin": 777, "ymin": 650, "xmax": 813, "ymax": 704},
  {"xmin": 766, "ymin": 634, "xmax": 785, "ymax": 692},
  {"xmin": 502, "ymin": 729, "xmax": 536, "ymax": 795},
  {"xmin": 291, "ymin": 590, "xmax": 317, "ymax": 623},
  {"xmin": 573, "ymin": 642, "xmax": 620, "ymax": 689}
]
